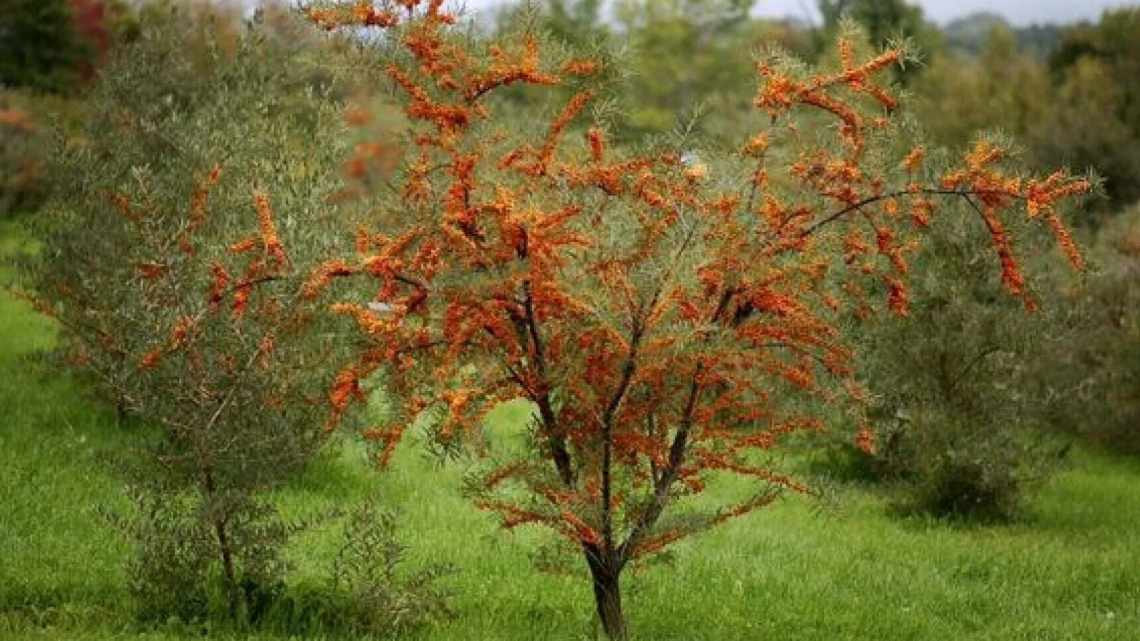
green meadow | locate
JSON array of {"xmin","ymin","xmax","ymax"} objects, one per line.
[{"xmin": 2, "ymin": 220, "xmax": 1138, "ymax": 641}]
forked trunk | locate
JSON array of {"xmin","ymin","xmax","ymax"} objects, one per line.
[
  {"xmin": 587, "ymin": 553, "xmax": 627, "ymax": 640},
  {"xmin": 214, "ymin": 517, "xmax": 240, "ymax": 619},
  {"xmin": 203, "ymin": 469, "xmax": 240, "ymax": 619}
]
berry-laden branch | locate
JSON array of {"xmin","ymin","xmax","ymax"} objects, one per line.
[{"xmin": 303, "ymin": 3, "xmax": 1090, "ymax": 638}]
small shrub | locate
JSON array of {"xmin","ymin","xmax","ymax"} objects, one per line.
[
  {"xmin": 331, "ymin": 499, "xmax": 455, "ymax": 636},
  {"xmin": 108, "ymin": 487, "xmax": 214, "ymax": 624},
  {"xmin": 258, "ymin": 499, "xmax": 455, "ymax": 638},
  {"xmin": 109, "ymin": 486, "xmax": 301, "ymax": 627},
  {"xmin": 1036, "ymin": 205, "xmax": 1140, "ymax": 455},
  {"xmin": 828, "ymin": 211, "xmax": 1071, "ymax": 519},
  {"xmin": 19, "ymin": 3, "xmax": 363, "ymax": 626},
  {"xmin": 882, "ymin": 410, "xmax": 1067, "ymax": 520}
]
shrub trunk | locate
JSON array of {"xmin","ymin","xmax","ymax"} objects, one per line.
[{"xmin": 586, "ymin": 552, "xmax": 626, "ymax": 640}]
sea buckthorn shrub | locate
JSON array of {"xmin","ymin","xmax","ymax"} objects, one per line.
[
  {"xmin": 303, "ymin": 4, "xmax": 1089, "ymax": 637},
  {"xmin": 829, "ymin": 203, "xmax": 1072, "ymax": 519},
  {"xmin": 20, "ymin": 3, "xmax": 369, "ymax": 624},
  {"xmin": 1035, "ymin": 205, "xmax": 1140, "ymax": 455}
]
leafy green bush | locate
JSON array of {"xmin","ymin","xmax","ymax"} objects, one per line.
[
  {"xmin": 1036, "ymin": 205, "xmax": 1140, "ymax": 455},
  {"xmin": 875, "ymin": 409, "xmax": 1066, "ymax": 520},
  {"xmin": 829, "ymin": 205, "xmax": 1071, "ymax": 519},
  {"xmin": 20, "ymin": 3, "xmax": 366, "ymax": 624},
  {"xmin": 330, "ymin": 499, "xmax": 455, "ymax": 635},
  {"xmin": 238, "ymin": 498, "xmax": 455, "ymax": 638},
  {"xmin": 25, "ymin": 2, "xmax": 361, "ymax": 414}
]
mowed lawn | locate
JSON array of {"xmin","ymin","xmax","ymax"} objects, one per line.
[{"xmin": 2, "ymin": 219, "xmax": 1139, "ymax": 641}]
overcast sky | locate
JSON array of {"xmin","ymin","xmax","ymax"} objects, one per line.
[
  {"xmin": 446, "ymin": 0, "xmax": 1136, "ymax": 26},
  {"xmin": 238, "ymin": 0, "xmax": 1136, "ymax": 26},
  {"xmin": 753, "ymin": 0, "xmax": 1135, "ymax": 26}
]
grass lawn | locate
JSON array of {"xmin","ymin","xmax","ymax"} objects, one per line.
[{"xmin": 2, "ymin": 218, "xmax": 1139, "ymax": 640}]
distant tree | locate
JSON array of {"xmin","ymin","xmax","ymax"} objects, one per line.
[
  {"xmin": 0, "ymin": 0, "xmax": 90, "ymax": 92},
  {"xmin": 1034, "ymin": 204, "xmax": 1140, "ymax": 454},
  {"xmin": 543, "ymin": 0, "xmax": 606, "ymax": 46},
  {"xmin": 612, "ymin": 0, "xmax": 762, "ymax": 140},
  {"xmin": 941, "ymin": 12, "xmax": 1063, "ymax": 60},
  {"xmin": 817, "ymin": 0, "xmax": 940, "ymax": 78},
  {"xmin": 1013, "ymin": 24, "xmax": 1066, "ymax": 59},
  {"xmin": 914, "ymin": 26, "xmax": 1051, "ymax": 153},
  {"xmin": 0, "ymin": 0, "xmax": 140, "ymax": 92},
  {"xmin": 1032, "ymin": 56, "xmax": 1140, "ymax": 219},
  {"xmin": 1041, "ymin": 8, "xmax": 1140, "ymax": 209},
  {"xmin": 70, "ymin": 0, "xmax": 112, "ymax": 80},
  {"xmin": 492, "ymin": 0, "xmax": 812, "ymax": 144},
  {"xmin": 305, "ymin": 3, "xmax": 1088, "ymax": 637},
  {"xmin": 940, "ymin": 12, "xmax": 1009, "ymax": 56}
]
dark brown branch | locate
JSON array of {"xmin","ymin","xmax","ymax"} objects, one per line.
[
  {"xmin": 599, "ymin": 320, "xmax": 645, "ymax": 550},
  {"xmin": 521, "ymin": 278, "xmax": 576, "ymax": 488},
  {"xmin": 619, "ymin": 363, "xmax": 702, "ymax": 562},
  {"xmin": 799, "ymin": 187, "xmax": 1025, "ymax": 238},
  {"xmin": 617, "ymin": 281, "xmax": 746, "ymax": 559},
  {"xmin": 948, "ymin": 345, "xmax": 1001, "ymax": 395}
]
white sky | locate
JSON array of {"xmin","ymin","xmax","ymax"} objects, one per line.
[
  {"xmin": 237, "ymin": 0, "xmax": 1137, "ymax": 26},
  {"xmin": 752, "ymin": 0, "xmax": 1136, "ymax": 26},
  {"xmin": 464, "ymin": 0, "xmax": 1136, "ymax": 26}
]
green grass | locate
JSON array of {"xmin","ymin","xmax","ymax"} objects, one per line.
[{"xmin": 2, "ymin": 219, "xmax": 1139, "ymax": 640}]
